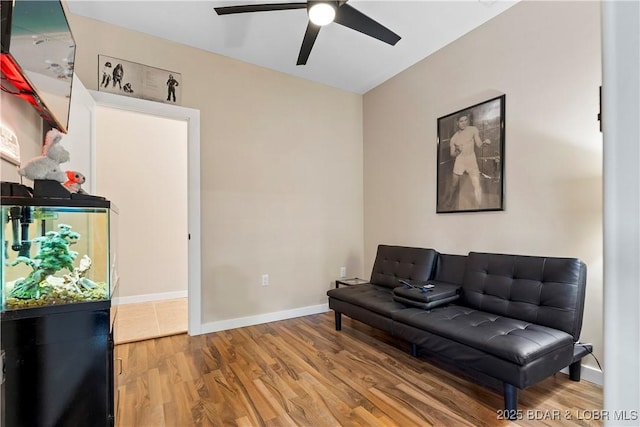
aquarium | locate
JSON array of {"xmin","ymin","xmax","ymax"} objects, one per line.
[{"xmin": 1, "ymin": 198, "xmax": 114, "ymax": 311}]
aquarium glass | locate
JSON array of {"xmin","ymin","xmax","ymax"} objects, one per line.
[{"xmin": 1, "ymin": 204, "xmax": 110, "ymax": 311}]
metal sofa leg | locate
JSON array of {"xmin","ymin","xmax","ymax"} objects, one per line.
[
  {"xmin": 569, "ymin": 360, "xmax": 582, "ymax": 381},
  {"xmin": 335, "ymin": 311, "xmax": 342, "ymax": 331},
  {"xmin": 504, "ymin": 383, "xmax": 518, "ymax": 417},
  {"xmin": 411, "ymin": 343, "xmax": 418, "ymax": 357}
]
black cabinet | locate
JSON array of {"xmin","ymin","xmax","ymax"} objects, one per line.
[{"xmin": 1, "ymin": 301, "xmax": 114, "ymax": 427}]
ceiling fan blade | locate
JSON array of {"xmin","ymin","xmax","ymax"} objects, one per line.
[
  {"xmin": 297, "ymin": 22, "xmax": 321, "ymax": 65},
  {"xmin": 214, "ymin": 3, "xmax": 307, "ymax": 15},
  {"xmin": 333, "ymin": 3, "xmax": 401, "ymax": 46}
]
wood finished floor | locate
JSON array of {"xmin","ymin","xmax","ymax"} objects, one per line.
[{"xmin": 115, "ymin": 312, "xmax": 603, "ymax": 427}]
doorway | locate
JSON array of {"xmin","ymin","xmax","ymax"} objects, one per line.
[
  {"xmin": 96, "ymin": 107, "xmax": 188, "ymax": 342},
  {"xmin": 88, "ymin": 90, "xmax": 202, "ymax": 336}
]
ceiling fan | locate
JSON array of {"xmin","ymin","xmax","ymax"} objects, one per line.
[{"xmin": 214, "ymin": 1, "xmax": 401, "ymax": 65}]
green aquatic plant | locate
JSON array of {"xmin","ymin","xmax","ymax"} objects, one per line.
[{"xmin": 8, "ymin": 224, "xmax": 79, "ymax": 299}]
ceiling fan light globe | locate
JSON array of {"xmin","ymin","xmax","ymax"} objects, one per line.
[{"xmin": 308, "ymin": 3, "xmax": 336, "ymax": 26}]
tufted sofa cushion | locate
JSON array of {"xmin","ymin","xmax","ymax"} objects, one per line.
[
  {"xmin": 327, "ymin": 285, "xmax": 407, "ymax": 318},
  {"xmin": 369, "ymin": 245, "xmax": 438, "ymax": 289},
  {"xmin": 393, "ymin": 305, "xmax": 574, "ymax": 365},
  {"xmin": 460, "ymin": 252, "xmax": 587, "ymax": 340},
  {"xmin": 433, "ymin": 253, "xmax": 467, "ymax": 285}
]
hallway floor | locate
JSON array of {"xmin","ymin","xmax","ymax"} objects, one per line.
[{"xmin": 115, "ymin": 298, "xmax": 187, "ymax": 344}]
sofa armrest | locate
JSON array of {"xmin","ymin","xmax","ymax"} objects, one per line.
[{"xmin": 392, "ymin": 282, "xmax": 460, "ymax": 310}]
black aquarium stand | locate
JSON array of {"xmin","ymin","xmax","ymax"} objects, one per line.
[{"xmin": 1, "ymin": 300, "xmax": 114, "ymax": 427}]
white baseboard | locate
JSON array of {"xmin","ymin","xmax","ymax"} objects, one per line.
[
  {"xmin": 113, "ymin": 290, "xmax": 188, "ymax": 306},
  {"xmin": 560, "ymin": 364, "xmax": 603, "ymax": 386},
  {"xmin": 199, "ymin": 303, "xmax": 330, "ymax": 335}
]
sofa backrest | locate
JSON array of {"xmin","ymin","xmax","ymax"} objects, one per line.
[
  {"xmin": 433, "ymin": 254, "xmax": 467, "ymax": 285},
  {"xmin": 460, "ymin": 252, "xmax": 587, "ymax": 340},
  {"xmin": 370, "ymin": 245, "xmax": 438, "ymax": 289}
]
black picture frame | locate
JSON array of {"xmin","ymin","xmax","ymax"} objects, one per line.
[{"xmin": 436, "ymin": 95, "xmax": 506, "ymax": 213}]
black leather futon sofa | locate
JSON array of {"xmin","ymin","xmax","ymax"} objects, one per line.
[{"xmin": 327, "ymin": 245, "xmax": 591, "ymax": 415}]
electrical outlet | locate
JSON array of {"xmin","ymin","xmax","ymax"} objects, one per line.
[
  {"xmin": 262, "ymin": 274, "xmax": 269, "ymax": 286},
  {"xmin": 340, "ymin": 267, "xmax": 347, "ymax": 278}
]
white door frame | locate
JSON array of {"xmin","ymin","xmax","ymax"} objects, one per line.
[{"xmin": 88, "ymin": 90, "xmax": 202, "ymax": 335}]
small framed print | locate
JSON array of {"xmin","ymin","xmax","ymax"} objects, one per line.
[
  {"xmin": 98, "ymin": 55, "xmax": 181, "ymax": 105},
  {"xmin": 1, "ymin": 125, "xmax": 21, "ymax": 166}
]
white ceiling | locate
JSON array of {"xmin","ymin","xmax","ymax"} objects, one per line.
[{"xmin": 66, "ymin": 0, "xmax": 519, "ymax": 94}]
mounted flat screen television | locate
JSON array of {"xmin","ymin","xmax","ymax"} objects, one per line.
[{"xmin": 1, "ymin": 0, "xmax": 76, "ymax": 133}]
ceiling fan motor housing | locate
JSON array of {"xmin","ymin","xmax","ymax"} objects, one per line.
[{"xmin": 214, "ymin": 0, "xmax": 401, "ymax": 65}]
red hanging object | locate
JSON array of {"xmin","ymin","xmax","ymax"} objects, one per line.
[{"xmin": 1, "ymin": 53, "xmax": 55, "ymax": 124}]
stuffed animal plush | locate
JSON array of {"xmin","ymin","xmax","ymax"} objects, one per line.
[
  {"xmin": 63, "ymin": 170, "xmax": 87, "ymax": 194},
  {"xmin": 18, "ymin": 129, "xmax": 70, "ymax": 183}
]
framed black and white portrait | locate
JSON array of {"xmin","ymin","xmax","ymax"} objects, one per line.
[
  {"xmin": 98, "ymin": 55, "xmax": 181, "ymax": 105},
  {"xmin": 436, "ymin": 95, "xmax": 505, "ymax": 213}
]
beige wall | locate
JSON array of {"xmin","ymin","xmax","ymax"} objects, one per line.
[
  {"xmin": 65, "ymin": 13, "xmax": 364, "ymax": 322},
  {"xmin": 363, "ymin": 1, "xmax": 603, "ymax": 370},
  {"xmin": 0, "ymin": 95, "xmax": 43, "ymax": 182}
]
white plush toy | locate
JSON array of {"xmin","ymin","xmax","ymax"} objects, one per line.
[{"xmin": 18, "ymin": 129, "xmax": 70, "ymax": 183}]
